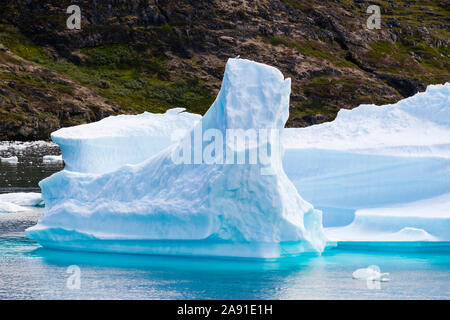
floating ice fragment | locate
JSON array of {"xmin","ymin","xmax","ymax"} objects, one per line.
[
  {"xmin": 1, "ymin": 156, "xmax": 18, "ymax": 164},
  {"xmin": 352, "ymin": 265, "xmax": 389, "ymax": 282},
  {"xmin": 43, "ymin": 155, "xmax": 63, "ymax": 163},
  {"xmin": 26, "ymin": 58, "xmax": 327, "ymax": 258},
  {"xmin": 0, "ymin": 192, "xmax": 43, "ymax": 207},
  {"xmin": 0, "ymin": 201, "xmax": 30, "ymax": 213}
]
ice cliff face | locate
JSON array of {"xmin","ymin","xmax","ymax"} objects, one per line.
[
  {"xmin": 26, "ymin": 59, "xmax": 327, "ymax": 258},
  {"xmin": 51, "ymin": 108, "xmax": 201, "ymax": 173}
]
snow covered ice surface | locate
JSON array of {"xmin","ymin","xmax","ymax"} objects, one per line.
[
  {"xmin": 51, "ymin": 108, "xmax": 201, "ymax": 173},
  {"xmin": 283, "ymin": 83, "xmax": 450, "ymax": 242},
  {"xmin": 25, "ymin": 61, "xmax": 450, "ymax": 253},
  {"xmin": 26, "ymin": 58, "xmax": 327, "ymax": 258},
  {"xmin": 0, "ymin": 192, "xmax": 43, "ymax": 206},
  {"xmin": 1, "ymin": 156, "xmax": 18, "ymax": 164},
  {"xmin": 282, "ymin": 82, "xmax": 450, "ymax": 157},
  {"xmin": 0, "ymin": 192, "xmax": 43, "ymax": 213},
  {"xmin": 352, "ymin": 265, "xmax": 390, "ymax": 282},
  {"xmin": 42, "ymin": 155, "xmax": 63, "ymax": 163}
]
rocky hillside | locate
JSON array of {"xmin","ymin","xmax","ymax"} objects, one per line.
[{"xmin": 0, "ymin": 0, "xmax": 448, "ymax": 140}]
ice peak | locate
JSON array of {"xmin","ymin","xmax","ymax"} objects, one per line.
[{"xmin": 202, "ymin": 58, "xmax": 291, "ymax": 132}]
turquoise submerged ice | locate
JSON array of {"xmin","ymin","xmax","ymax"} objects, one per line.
[{"xmin": 26, "ymin": 58, "xmax": 327, "ymax": 258}]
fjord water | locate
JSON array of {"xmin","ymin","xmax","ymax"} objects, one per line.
[
  {"xmin": 1, "ymin": 142, "xmax": 449, "ymax": 299},
  {"xmin": 1, "ymin": 229, "xmax": 449, "ymax": 299},
  {"xmin": 0, "ymin": 142, "xmax": 64, "ymax": 193},
  {"xmin": 1, "ymin": 205, "xmax": 449, "ymax": 299}
]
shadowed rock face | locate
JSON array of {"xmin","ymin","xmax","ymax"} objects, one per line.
[{"xmin": 0, "ymin": 0, "xmax": 448, "ymax": 140}]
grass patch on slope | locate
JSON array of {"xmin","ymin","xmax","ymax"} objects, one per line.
[{"xmin": 263, "ymin": 36, "xmax": 357, "ymax": 68}]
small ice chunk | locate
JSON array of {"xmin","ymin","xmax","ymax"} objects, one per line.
[
  {"xmin": 43, "ymin": 155, "xmax": 63, "ymax": 163},
  {"xmin": 352, "ymin": 265, "xmax": 390, "ymax": 282},
  {"xmin": 0, "ymin": 201, "xmax": 30, "ymax": 213},
  {"xmin": 1, "ymin": 156, "xmax": 18, "ymax": 164},
  {"xmin": 0, "ymin": 192, "xmax": 43, "ymax": 207}
]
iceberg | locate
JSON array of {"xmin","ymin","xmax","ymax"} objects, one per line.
[
  {"xmin": 283, "ymin": 83, "xmax": 450, "ymax": 209},
  {"xmin": 51, "ymin": 108, "xmax": 200, "ymax": 173},
  {"xmin": 0, "ymin": 192, "xmax": 43, "ymax": 207},
  {"xmin": 352, "ymin": 265, "xmax": 389, "ymax": 282},
  {"xmin": 0, "ymin": 201, "xmax": 30, "ymax": 213},
  {"xmin": 43, "ymin": 155, "xmax": 63, "ymax": 163},
  {"xmin": 0, "ymin": 193, "xmax": 43, "ymax": 214},
  {"xmin": 326, "ymin": 193, "xmax": 450, "ymax": 241},
  {"xmin": 1, "ymin": 156, "xmax": 18, "ymax": 164},
  {"xmin": 26, "ymin": 58, "xmax": 327, "ymax": 258},
  {"xmin": 48, "ymin": 84, "xmax": 450, "ymax": 201},
  {"xmin": 282, "ymin": 83, "xmax": 450, "ymax": 241},
  {"xmin": 26, "ymin": 60, "xmax": 449, "ymax": 248}
]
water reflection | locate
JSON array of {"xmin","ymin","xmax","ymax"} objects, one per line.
[
  {"xmin": 1, "ymin": 142, "xmax": 449, "ymax": 299},
  {"xmin": 1, "ymin": 235, "xmax": 449, "ymax": 299}
]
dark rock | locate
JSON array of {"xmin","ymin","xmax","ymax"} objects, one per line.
[
  {"xmin": 303, "ymin": 114, "xmax": 326, "ymax": 125},
  {"xmin": 388, "ymin": 18, "xmax": 400, "ymax": 28},
  {"xmin": 375, "ymin": 72, "xmax": 426, "ymax": 97},
  {"xmin": 100, "ymin": 81, "xmax": 110, "ymax": 89}
]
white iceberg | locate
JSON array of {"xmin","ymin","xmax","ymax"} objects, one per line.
[
  {"xmin": 51, "ymin": 108, "xmax": 200, "ymax": 173},
  {"xmin": 283, "ymin": 83, "xmax": 450, "ymax": 210},
  {"xmin": 26, "ymin": 67, "xmax": 450, "ymax": 246},
  {"xmin": 0, "ymin": 141, "xmax": 57, "ymax": 152},
  {"xmin": 326, "ymin": 193, "xmax": 450, "ymax": 241},
  {"xmin": 42, "ymin": 155, "xmax": 63, "ymax": 163},
  {"xmin": 26, "ymin": 58, "xmax": 327, "ymax": 258},
  {"xmin": 0, "ymin": 192, "xmax": 43, "ymax": 207},
  {"xmin": 0, "ymin": 193, "xmax": 43, "ymax": 214},
  {"xmin": 1, "ymin": 156, "xmax": 18, "ymax": 164},
  {"xmin": 0, "ymin": 201, "xmax": 30, "ymax": 213},
  {"xmin": 47, "ymin": 83, "xmax": 450, "ymax": 224},
  {"xmin": 352, "ymin": 265, "xmax": 389, "ymax": 282},
  {"xmin": 282, "ymin": 83, "xmax": 450, "ymax": 241}
]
